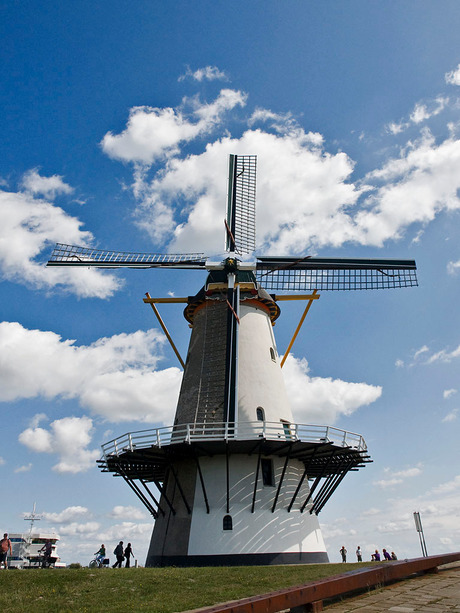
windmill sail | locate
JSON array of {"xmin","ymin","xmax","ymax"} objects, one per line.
[
  {"xmin": 225, "ymin": 154, "xmax": 257, "ymax": 255},
  {"xmin": 47, "ymin": 243, "xmax": 207, "ymax": 269},
  {"xmin": 256, "ymin": 256, "xmax": 418, "ymax": 291}
]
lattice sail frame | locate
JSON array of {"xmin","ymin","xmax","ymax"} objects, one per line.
[
  {"xmin": 256, "ymin": 257, "xmax": 418, "ymax": 291},
  {"xmin": 48, "ymin": 243, "xmax": 207, "ymax": 269},
  {"xmin": 226, "ymin": 154, "xmax": 257, "ymax": 255}
]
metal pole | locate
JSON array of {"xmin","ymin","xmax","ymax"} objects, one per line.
[{"xmin": 413, "ymin": 511, "xmax": 428, "ymax": 557}]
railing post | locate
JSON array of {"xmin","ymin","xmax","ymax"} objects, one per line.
[
  {"xmin": 186, "ymin": 423, "xmax": 191, "ymax": 443},
  {"xmin": 128, "ymin": 433, "xmax": 133, "ymax": 451}
]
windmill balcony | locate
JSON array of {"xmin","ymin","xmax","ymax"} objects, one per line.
[{"xmin": 100, "ymin": 421, "xmax": 367, "ymax": 458}]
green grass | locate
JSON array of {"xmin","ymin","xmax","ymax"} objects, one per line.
[{"xmin": 0, "ymin": 563, "xmax": 365, "ymax": 612}]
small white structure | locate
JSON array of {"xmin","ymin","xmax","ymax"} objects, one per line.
[{"xmin": 8, "ymin": 533, "xmax": 61, "ymax": 568}]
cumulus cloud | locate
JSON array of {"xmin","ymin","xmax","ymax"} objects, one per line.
[
  {"xmin": 374, "ymin": 465, "xmax": 422, "ymax": 489},
  {"xmin": 178, "ymin": 65, "xmax": 228, "ymax": 82},
  {"xmin": 0, "ymin": 322, "xmax": 182, "ymax": 423},
  {"xmin": 14, "ymin": 463, "xmax": 32, "ymax": 473},
  {"xmin": 105, "ymin": 100, "xmax": 460, "ymax": 257},
  {"xmin": 19, "ymin": 415, "xmax": 100, "ymax": 473},
  {"xmin": 447, "ymin": 259, "xmax": 460, "ymax": 275},
  {"xmin": 442, "ymin": 409, "xmax": 458, "ymax": 423},
  {"xmin": 443, "ymin": 389, "xmax": 457, "ymax": 399},
  {"xmin": 386, "ymin": 97, "xmax": 448, "ymax": 134},
  {"xmin": 20, "ymin": 169, "xmax": 74, "ymax": 199},
  {"xmin": 101, "ymin": 89, "xmax": 246, "ymax": 164},
  {"xmin": 58, "ymin": 521, "xmax": 101, "ymax": 535},
  {"xmin": 445, "ymin": 63, "xmax": 460, "ymax": 86},
  {"xmin": 282, "ymin": 355, "xmax": 382, "ymax": 424},
  {"xmin": 109, "ymin": 505, "xmax": 147, "ymax": 520},
  {"xmin": 0, "ymin": 187, "xmax": 122, "ymax": 298},
  {"xmin": 41, "ymin": 506, "xmax": 89, "ymax": 523},
  {"xmin": 426, "ymin": 344, "xmax": 460, "ymax": 364}
]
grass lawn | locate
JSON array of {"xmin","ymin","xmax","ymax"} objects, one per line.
[{"xmin": 0, "ymin": 563, "xmax": 365, "ymax": 612}]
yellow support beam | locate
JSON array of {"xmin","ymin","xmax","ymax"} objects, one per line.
[
  {"xmin": 144, "ymin": 293, "xmax": 186, "ymax": 369},
  {"xmin": 274, "ymin": 294, "xmax": 320, "ymax": 301},
  {"xmin": 280, "ymin": 289, "xmax": 319, "ymax": 368},
  {"xmin": 143, "ymin": 296, "xmax": 188, "ymax": 303}
]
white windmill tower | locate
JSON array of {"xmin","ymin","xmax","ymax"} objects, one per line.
[{"xmin": 48, "ymin": 155, "xmax": 417, "ymax": 566}]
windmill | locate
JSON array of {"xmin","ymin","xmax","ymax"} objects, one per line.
[{"xmin": 48, "ymin": 155, "xmax": 417, "ymax": 566}]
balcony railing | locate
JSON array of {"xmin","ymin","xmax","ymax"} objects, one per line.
[{"xmin": 101, "ymin": 421, "xmax": 367, "ymax": 458}]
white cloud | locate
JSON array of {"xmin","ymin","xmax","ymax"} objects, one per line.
[
  {"xmin": 0, "ymin": 187, "xmax": 122, "ymax": 298},
  {"xmin": 41, "ymin": 506, "xmax": 89, "ymax": 523},
  {"xmin": 282, "ymin": 355, "xmax": 382, "ymax": 424},
  {"xmin": 374, "ymin": 465, "xmax": 422, "ymax": 488},
  {"xmin": 426, "ymin": 344, "xmax": 460, "ymax": 364},
  {"xmin": 445, "ymin": 63, "xmax": 460, "ymax": 86},
  {"xmin": 20, "ymin": 169, "xmax": 74, "ymax": 200},
  {"xmin": 97, "ymin": 521, "xmax": 152, "ymax": 544},
  {"xmin": 387, "ymin": 97, "xmax": 448, "ymax": 134},
  {"xmin": 178, "ymin": 65, "xmax": 228, "ymax": 82},
  {"xmin": 109, "ymin": 506, "xmax": 147, "ymax": 521},
  {"xmin": 0, "ymin": 322, "xmax": 182, "ymax": 423},
  {"xmin": 129, "ymin": 128, "xmax": 361, "ymax": 252},
  {"xmin": 443, "ymin": 388, "xmax": 457, "ymax": 399},
  {"xmin": 14, "ymin": 463, "xmax": 32, "ymax": 473},
  {"xmin": 101, "ymin": 89, "xmax": 246, "ymax": 164},
  {"xmin": 432, "ymin": 475, "xmax": 460, "ymax": 494},
  {"xmin": 0, "ymin": 457, "xmax": 5, "ymax": 466},
  {"xmin": 413, "ymin": 345, "xmax": 429, "ymax": 361},
  {"xmin": 109, "ymin": 108, "xmax": 460, "ymax": 256},
  {"xmin": 58, "ymin": 521, "xmax": 101, "ymax": 536},
  {"xmin": 447, "ymin": 259, "xmax": 460, "ymax": 275},
  {"xmin": 442, "ymin": 409, "xmax": 458, "ymax": 423},
  {"xmin": 19, "ymin": 416, "xmax": 100, "ymax": 473},
  {"xmin": 395, "ymin": 359, "xmax": 404, "ymax": 368}
]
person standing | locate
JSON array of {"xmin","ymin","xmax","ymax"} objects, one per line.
[
  {"xmin": 356, "ymin": 545, "xmax": 362, "ymax": 562},
  {"xmin": 124, "ymin": 542, "xmax": 134, "ymax": 568},
  {"xmin": 112, "ymin": 541, "xmax": 124, "ymax": 568},
  {"xmin": 340, "ymin": 545, "xmax": 347, "ymax": 562},
  {"xmin": 0, "ymin": 533, "xmax": 12, "ymax": 570}
]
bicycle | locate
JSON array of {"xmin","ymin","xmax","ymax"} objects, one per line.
[{"xmin": 89, "ymin": 556, "xmax": 106, "ymax": 568}]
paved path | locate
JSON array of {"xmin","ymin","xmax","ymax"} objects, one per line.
[{"xmin": 325, "ymin": 562, "xmax": 460, "ymax": 612}]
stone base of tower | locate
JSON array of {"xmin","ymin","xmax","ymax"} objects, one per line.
[{"xmin": 145, "ymin": 454, "xmax": 329, "ymax": 567}]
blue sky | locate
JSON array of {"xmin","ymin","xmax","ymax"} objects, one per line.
[{"xmin": 2, "ymin": 1, "xmax": 460, "ymax": 566}]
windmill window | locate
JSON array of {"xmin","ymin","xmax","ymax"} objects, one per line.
[
  {"xmin": 223, "ymin": 515, "xmax": 233, "ymax": 531},
  {"xmin": 270, "ymin": 347, "xmax": 276, "ymax": 361},
  {"xmin": 261, "ymin": 458, "xmax": 275, "ymax": 486},
  {"xmin": 256, "ymin": 407, "xmax": 265, "ymax": 421}
]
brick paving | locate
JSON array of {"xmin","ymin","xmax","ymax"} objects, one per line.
[{"xmin": 324, "ymin": 562, "xmax": 460, "ymax": 612}]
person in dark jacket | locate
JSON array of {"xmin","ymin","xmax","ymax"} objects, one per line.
[
  {"xmin": 112, "ymin": 541, "xmax": 124, "ymax": 568},
  {"xmin": 124, "ymin": 542, "xmax": 134, "ymax": 568}
]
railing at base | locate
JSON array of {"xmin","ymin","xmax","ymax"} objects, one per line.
[
  {"xmin": 101, "ymin": 421, "xmax": 367, "ymax": 459},
  {"xmin": 183, "ymin": 553, "xmax": 460, "ymax": 613}
]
